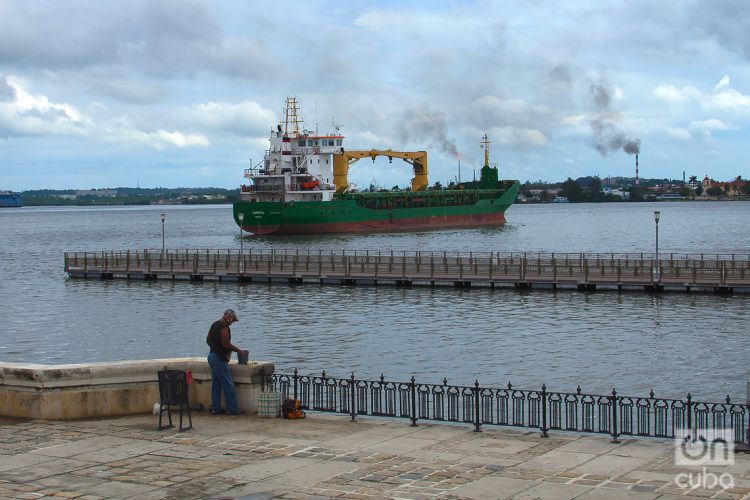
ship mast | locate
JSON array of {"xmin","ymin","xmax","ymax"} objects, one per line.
[
  {"xmin": 481, "ymin": 133, "xmax": 491, "ymax": 168},
  {"xmin": 283, "ymin": 97, "xmax": 302, "ymax": 137}
]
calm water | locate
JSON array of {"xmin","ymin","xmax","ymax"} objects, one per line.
[{"xmin": 0, "ymin": 201, "xmax": 748, "ymax": 401}]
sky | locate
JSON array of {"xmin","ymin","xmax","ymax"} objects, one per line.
[{"xmin": 1, "ymin": 0, "xmax": 749, "ymax": 191}]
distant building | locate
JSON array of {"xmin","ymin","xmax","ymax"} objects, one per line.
[
  {"xmin": 603, "ymin": 188, "xmax": 630, "ymax": 199},
  {"xmin": 702, "ymin": 175, "xmax": 748, "ymax": 196},
  {"xmin": 76, "ymin": 189, "xmax": 117, "ymax": 198}
]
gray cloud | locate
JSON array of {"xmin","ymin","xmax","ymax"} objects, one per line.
[
  {"xmin": 0, "ymin": 76, "xmax": 13, "ymax": 100},
  {"xmin": 1, "ymin": 0, "xmax": 748, "ymax": 189},
  {"xmin": 692, "ymin": 0, "xmax": 750, "ymax": 59},
  {"xmin": 545, "ymin": 65, "xmax": 574, "ymax": 96},
  {"xmin": 91, "ymin": 79, "xmax": 167, "ymax": 105}
]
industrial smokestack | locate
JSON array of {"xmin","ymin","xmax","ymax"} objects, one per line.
[
  {"xmin": 635, "ymin": 154, "xmax": 639, "ymax": 186},
  {"xmin": 458, "ymin": 159, "xmax": 461, "ymax": 184}
]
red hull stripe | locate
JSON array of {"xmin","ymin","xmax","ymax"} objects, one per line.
[{"xmin": 242, "ymin": 213, "xmax": 507, "ymax": 235}]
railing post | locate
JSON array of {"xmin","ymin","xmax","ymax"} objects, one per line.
[
  {"xmin": 350, "ymin": 372, "xmax": 356, "ymax": 422},
  {"xmin": 687, "ymin": 392, "xmax": 695, "ymax": 439},
  {"xmin": 410, "ymin": 376, "xmax": 418, "ymax": 427},
  {"xmin": 473, "ymin": 380, "xmax": 482, "ymax": 432},
  {"xmin": 293, "ymin": 368, "xmax": 299, "ymax": 401},
  {"xmin": 541, "ymin": 384, "xmax": 549, "ymax": 438},
  {"xmin": 611, "ymin": 388, "xmax": 620, "ymax": 443}
]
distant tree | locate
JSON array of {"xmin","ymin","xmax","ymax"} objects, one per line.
[
  {"xmin": 688, "ymin": 175, "xmax": 698, "ymax": 184},
  {"xmin": 743, "ymin": 183, "xmax": 750, "ymax": 195},
  {"xmin": 628, "ymin": 185, "xmax": 644, "ymax": 202},
  {"xmin": 587, "ymin": 176, "xmax": 604, "ymax": 201},
  {"xmin": 706, "ymin": 186, "xmax": 723, "ymax": 198},
  {"xmin": 694, "ymin": 184, "xmax": 703, "ymax": 196},
  {"xmin": 430, "ymin": 181, "xmax": 443, "ymax": 190},
  {"xmin": 559, "ymin": 178, "xmax": 586, "ymax": 202}
]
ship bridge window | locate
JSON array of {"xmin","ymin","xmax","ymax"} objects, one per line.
[
  {"xmin": 336, "ymin": 139, "xmax": 342, "ymax": 146},
  {"xmin": 327, "ymin": 140, "xmax": 334, "ymax": 146},
  {"xmin": 298, "ymin": 140, "xmax": 306, "ymax": 147}
]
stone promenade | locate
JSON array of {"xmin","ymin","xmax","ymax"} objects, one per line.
[{"xmin": 0, "ymin": 412, "xmax": 748, "ymax": 499}]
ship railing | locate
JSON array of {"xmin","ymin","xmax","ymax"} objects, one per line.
[
  {"xmin": 238, "ymin": 184, "xmax": 286, "ymax": 193},
  {"xmin": 63, "ymin": 249, "xmax": 749, "ymax": 286},
  {"xmin": 272, "ymin": 370, "xmax": 748, "ymax": 446}
]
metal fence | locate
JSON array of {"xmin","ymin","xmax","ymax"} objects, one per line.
[{"xmin": 271, "ymin": 370, "xmax": 748, "ymax": 445}]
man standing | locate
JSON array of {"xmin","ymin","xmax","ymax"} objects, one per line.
[{"xmin": 206, "ymin": 309, "xmax": 245, "ymax": 415}]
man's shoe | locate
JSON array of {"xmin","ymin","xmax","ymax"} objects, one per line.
[
  {"xmin": 209, "ymin": 409, "xmax": 226, "ymax": 415},
  {"xmin": 226, "ymin": 409, "xmax": 245, "ymax": 416}
]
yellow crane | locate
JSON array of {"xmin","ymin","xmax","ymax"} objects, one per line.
[{"xmin": 332, "ymin": 150, "xmax": 428, "ymax": 193}]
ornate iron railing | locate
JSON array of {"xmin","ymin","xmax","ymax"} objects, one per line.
[{"xmin": 271, "ymin": 370, "xmax": 749, "ymax": 445}]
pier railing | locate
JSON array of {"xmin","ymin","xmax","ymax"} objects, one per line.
[
  {"xmin": 64, "ymin": 249, "xmax": 750, "ymax": 291},
  {"xmin": 272, "ymin": 370, "xmax": 748, "ymax": 445}
]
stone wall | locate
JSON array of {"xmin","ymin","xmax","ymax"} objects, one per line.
[{"xmin": 0, "ymin": 358, "xmax": 274, "ymax": 419}]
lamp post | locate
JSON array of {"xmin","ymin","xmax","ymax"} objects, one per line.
[
  {"xmin": 160, "ymin": 213, "xmax": 166, "ymax": 253},
  {"xmin": 238, "ymin": 212, "xmax": 244, "ymax": 272},
  {"xmin": 654, "ymin": 210, "xmax": 660, "ymax": 281}
]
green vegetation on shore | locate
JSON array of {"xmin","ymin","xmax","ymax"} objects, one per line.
[
  {"xmin": 18, "ymin": 187, "xmax": 239, "ymax": 206},
  {"xmin": 13, "ymin": 174, "xmax": 750, "ymax": 206}
]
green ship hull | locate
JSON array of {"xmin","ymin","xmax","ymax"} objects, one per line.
[{"xmin": 234, "ymin": 181, "xmax": 519, "ymax": 235}]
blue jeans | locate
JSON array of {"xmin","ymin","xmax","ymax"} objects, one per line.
[{"xmin": 207, "ymin": 352, "xmax": 238, "ymax": 412}]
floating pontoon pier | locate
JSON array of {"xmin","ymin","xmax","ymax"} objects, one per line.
[{"xmin": 64, "ymin": 249, "xmax": 750, "ymax": 294}]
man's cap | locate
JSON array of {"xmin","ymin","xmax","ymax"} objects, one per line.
[{"xmin": 224, "ymin": 309, "xmax": 239, "ymax": 321}]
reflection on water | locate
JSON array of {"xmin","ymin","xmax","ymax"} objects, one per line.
[{"xmin": 0, "ymin": 202, "xmax": 748, "ymax": 401}]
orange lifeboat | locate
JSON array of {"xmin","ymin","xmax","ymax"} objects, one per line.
[{"xmin": 300, "ymin": 180, "xmax": 320, "ymax": 190}]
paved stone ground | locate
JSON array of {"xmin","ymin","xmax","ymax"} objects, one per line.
[{"xmin": 0, "ymin": 412, "xmax": 748, "ymax": 499}]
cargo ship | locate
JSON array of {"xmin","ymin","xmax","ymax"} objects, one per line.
[
  {"xmin": 0, "ymin": 191, "xmax": 22, "ymax": 208},
  {"xmin": 233, "ymin": 98, "xmax": 519, "ymax": 235}
]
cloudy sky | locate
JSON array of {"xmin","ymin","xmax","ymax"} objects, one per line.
[{"xmin": 1, "ymin": 0, "xmax": 749, "ymax": 190}]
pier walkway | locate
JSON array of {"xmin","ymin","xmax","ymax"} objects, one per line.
[
  {"xmin": 64, "ymin": 249, "xmax": 750, "ymax": 294},
  {"xmin": 1, "ymin": 412, "xmax": 749, "ymax": 499}
]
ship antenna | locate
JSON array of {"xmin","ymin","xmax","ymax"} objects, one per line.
[
  {"xmin": 284, "ymin": 96, "xmax": 302, "ymax": 137},
  {"xmin": 481, "ymin": 133, "xmax": 491, "ymax": 168}
]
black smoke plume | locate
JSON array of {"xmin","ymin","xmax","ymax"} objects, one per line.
[
  {"xmin": 398, "ymin": 106, "xmax": 459, "ymax": 158},
  {"xmin": 588, "ymin": 79, "xmax": 640, "ymax": 156}
]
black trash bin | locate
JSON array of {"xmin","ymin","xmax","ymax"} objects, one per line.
[{"xmin": 157, "ymin": 370, "xmax": 192, "ymax": 431}]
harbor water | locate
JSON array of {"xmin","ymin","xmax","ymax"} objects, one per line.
[{"xmin": 1, "ymin": 201, "xmax": 748, "ymax": 401}]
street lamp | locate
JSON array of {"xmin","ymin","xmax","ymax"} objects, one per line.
[
  {"xmin": 160, "ymin": 213, "xmax": 166, "ymax": 253},
  {"xmin": 237, "ymin": 212, "xmax": 244, "ymax": 272},
  {"xmin": 654, "ymin": 211, "xmax": 660, "ymax": 281}
]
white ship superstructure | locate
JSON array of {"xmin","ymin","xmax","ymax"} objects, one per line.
[{"xmin": 240, "ymin": 97, "xmax": 340, "ymax": 203}]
